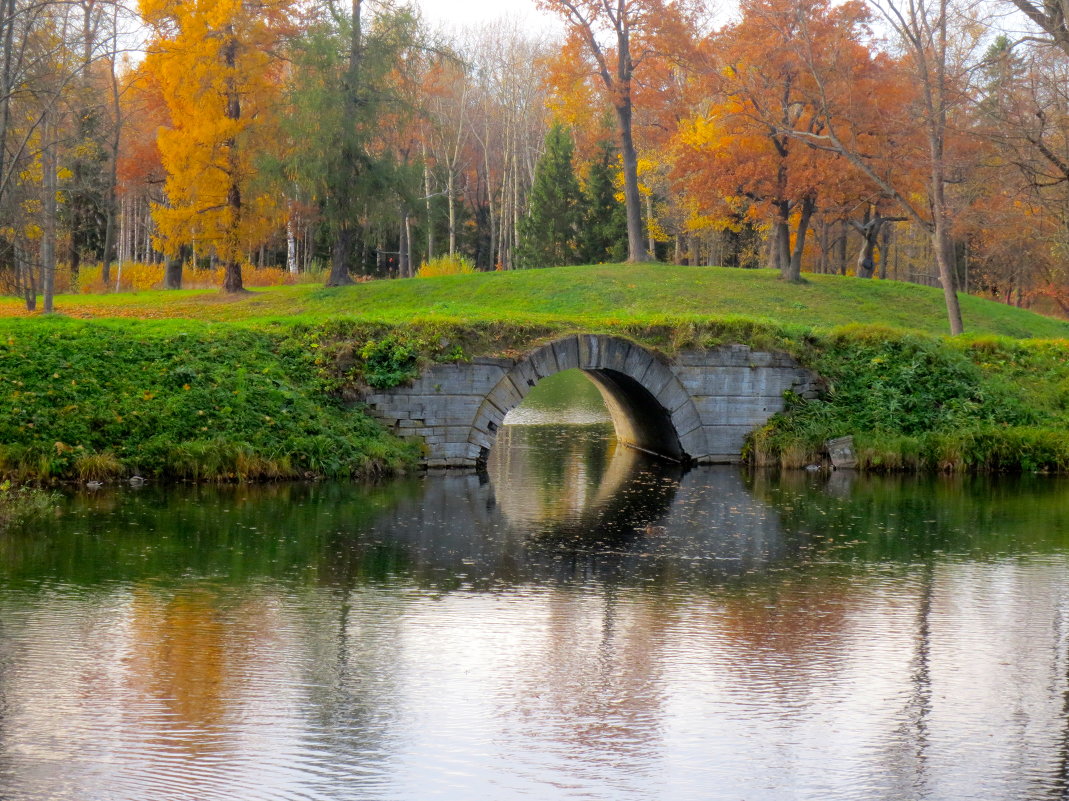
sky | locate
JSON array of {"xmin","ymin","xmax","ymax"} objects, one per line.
[{"xmin": 416, "ymin": 0, "xmax": 563, "ymax": 33}]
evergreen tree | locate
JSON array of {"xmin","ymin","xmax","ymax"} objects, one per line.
[
  {"xmin": 579, "ymin": 139, "xmax": 627, "ymax": 263},
  {"xmin": 282, "ymin": 4, "xmax": 420, "ymax": 285},
  {"xmin": 516, "ymin": 123, "xmax": 581, "ymax": 269}
]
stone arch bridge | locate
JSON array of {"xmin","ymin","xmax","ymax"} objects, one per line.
[{"xmin": 363, "ymin": 334, "xmax": 819, "ymax": 468}]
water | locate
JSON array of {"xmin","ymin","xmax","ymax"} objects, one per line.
[{"xmin": 4, "ymin": 418, "xmax": 1069, "ymax": 799}]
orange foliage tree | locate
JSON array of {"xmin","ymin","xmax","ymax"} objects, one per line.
[
  {"xmin": 537, "ymin": 0, "xmax": 697, "ymax": 263},
  {"xmin": 139, "ymin": 0, "xmax": 294, "ymax": 292},
  {"xmin": 674, "ymin": 0, "xmax": 883, "ymax": 282}
]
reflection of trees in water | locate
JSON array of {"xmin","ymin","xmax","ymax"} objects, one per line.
[
  {"xmin": 501, "ymin": 583, "xmax": 670, "ymax": 786},
  {"xmin": 749, "ymin": 469, "xmax": 1069, "ymax": 561},
  {"xmin": 126, "ymin": 587, "xmax": 250, "ymax": 748}
]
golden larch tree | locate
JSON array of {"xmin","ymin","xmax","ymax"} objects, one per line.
[{"xmin": 140, "ymin": 0, "xmax": 292, "ymax": 292}]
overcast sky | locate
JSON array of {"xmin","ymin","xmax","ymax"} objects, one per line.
[{"xmin": 415, "ymin": 0, "xmax": 563, "ymax": 33}]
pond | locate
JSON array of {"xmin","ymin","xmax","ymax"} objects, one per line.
[{"xmin": 3, "ymin": 372, "xmax": 1069, "ymax": 800}]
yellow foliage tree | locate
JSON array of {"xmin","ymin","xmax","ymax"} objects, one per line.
[{"xmin": 139, "ymin": 0, "xmax": 292, "ymax": 292}]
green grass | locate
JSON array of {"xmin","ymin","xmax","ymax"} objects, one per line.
[
  {"xmin": 5, "ymin": 264, "xmax": 1068, "ymax": 339},
  {"xmin": 0, "ymin": 317, "xmax": 417, "ymax": 483}
]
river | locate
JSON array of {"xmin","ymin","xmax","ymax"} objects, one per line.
[{"xmin": 2, "ymin": 372, "xmax": 1069, "ymax": 800}]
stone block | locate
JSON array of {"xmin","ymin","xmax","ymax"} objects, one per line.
[
  {"xmin": 672, "ymin": 366, "xmax": 712, "ymax": 396},
  {"xmin": 601, "ymin": 337, "xmax": 632, "ymax": 372},
  {"xmin": 471, "ymin": 398, "xmax": 507, "ymax": 433},
  {"xmin": 702, "ymin": 424, "xmax": 755, "ymax": 456},
  {"xmin": 644, "ymin": 364, "xmax": 677, "ymax": 399},
  {"xmin": 471, "ymin": 356, "xmax": 513, "ymax": 369},
  {"xmin": 694, "ymin": 395, "xmax": 785, "ymax": 427},
  {"xmin": 443, "ymin": 425, "xmax": 472, "ymax": 442},
  {"xmin": 658, "ymin": 377, "xmax": 691, "ymax": 414},
  {"xmin": 826, "ymin": 435, "xmax": 857, "ymax": 469},
  {"xmin": 678, "ymin": 426, "xmax": 709, "ymax": 459},
  {"xmin": 552, "ymin": 336, "xmax": 580, "ymax": 371},
  {"xmin": 468, "ymin": 429, "xmax": 494, "ymax": 451},
  {"xmin": 485, "ymin": 378, "xmax": 524, "ymax": 416},
  {"xmin": 508, "ymin": 358, "xmax": 540, "ymax": 392},
  {"xmin": 528, "ymin": 346, "xmax": 559, "ymax": 380},
  {"xmin": 578, "ymin": 334, "xmax": 602, "ymax": 368},
  {"xmin": 442, "ymin": 441, "xmax": 475, "ymax": 459},
  {"xmin": 670, "ymin": 402, "xmax": 702, "ymax": 439},
  {"xmin": 623, "ymin": 344, "xmax": 656, "ymax": 382}
]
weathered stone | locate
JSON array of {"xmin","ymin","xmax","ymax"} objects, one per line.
[
  {"xmin": 360, "ymin": 333, "xmax": 819, "ymax": 467},
  {"xmin": 826, "ymin": 435, "xmax": 857, "ymax": 469},
  {"xmin": 552, "ymin": 337, "xmax": 580, "ymax": 371}
]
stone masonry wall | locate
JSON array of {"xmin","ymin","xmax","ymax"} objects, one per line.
[{"xmin": 362, "ymin": 335, "xmax": 819, "ymax": 468}]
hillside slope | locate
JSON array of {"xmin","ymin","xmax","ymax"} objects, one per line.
[{"xmin": 2, "ymin": 264, "xmax": 1067, "ymax": 339}]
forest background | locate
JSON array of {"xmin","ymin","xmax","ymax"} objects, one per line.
[{"xmin": 2, "ymin": 0, "xmax": 1069, "ymax": 336}]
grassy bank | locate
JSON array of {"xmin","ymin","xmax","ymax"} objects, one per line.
[
  {"xmin": 3, "ymin": 264, "xmax": 1069, "ymax": 480},
  {"xmin": 749, "ymin": 327, "xmax": 1069, "ymax": 472},
  {"xmin": 3, "ymin": 264, "xmax": 1069, "ymax": 339},
  {"xmin": 0, "ymin": 317, "xmax": 417, "ymax": 482}
]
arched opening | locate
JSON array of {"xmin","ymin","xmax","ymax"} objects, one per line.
[
  {"xmin": 485, "ymin": 369, "xmax": 683, "ymax": 536},
  {"xmin": 472, "ymin": 336, "xmax": 701, "ymax": 469}
]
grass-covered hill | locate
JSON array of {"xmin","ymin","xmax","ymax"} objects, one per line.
[
  {"xmin": 2, "ymin": 263, "xmax": 1069, "ymax": 482},
  {"xmin": 2, "ymin": 264, "xmax": 1068, "ymax": 339}
]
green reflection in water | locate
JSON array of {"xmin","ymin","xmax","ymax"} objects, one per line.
[
  {"xmin": 0, "ymin": 480, "xmax": 425, "ymax": 589},
  {"xmin": 751, "ymin": 469, "xmax": 1069, "ymax": 562},
  {"xmin": 503, "ymin": 369, "xmax": 610, "ymax": 425},
  {"xmin": 4, "ymin": 443, "xmax": 1069, "ymax": 596}
]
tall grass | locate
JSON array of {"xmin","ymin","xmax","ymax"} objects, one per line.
[{"xmin": 71, "ymin": 262, "xmax": 325, "ymax": 293}]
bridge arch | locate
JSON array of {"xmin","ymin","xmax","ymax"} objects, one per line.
[
  {"xmin": 469, "ymin": 335, "xmax": 704, "ymax": 464},
  {"xmin": 361, "ymin": 334, "xmax": 819, "ymax": 468}
]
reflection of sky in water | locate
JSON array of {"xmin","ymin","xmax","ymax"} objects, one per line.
[{"xmin": 4, "ymin": 445, "xmax": 1069, "ymax": 798}]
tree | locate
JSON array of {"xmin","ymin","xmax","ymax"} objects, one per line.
[
  {"xmin": 676, "ymin": 0, "xmax": 866, "ymax": 282},
  {"xmin": 516, "ymin": 123, "xmax": 583, "ymax": 268},
  {"xmin": 283, "ymin": 1, "xmax": 420, "ymax": 285},
  {"xmin": 538, "ymin": 0, "xmax": 692, "ymax": 263},
  {"xmin": 141, "ymin": 0, "xmax": 292, "ymax": 293},
  {"xmin": 1006, "ymin": 0, "xmax": 1069, "ymax": 58},
  {"xmin": 579, "ymin": 138, "xmax": 627, "ymax": 263},
  {"xmin": 784, "ymin": 0, "xmax": 974, "ymax": 333}
]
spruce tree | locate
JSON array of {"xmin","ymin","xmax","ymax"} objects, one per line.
[
  {"xmin": 579, "ymin": 139, "xmax": 627, "ymax": 263},
  {"xmin": 516, "ymin": 123, "xmax": 582, "ymax": 269}
]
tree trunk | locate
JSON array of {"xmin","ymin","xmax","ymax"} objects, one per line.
[
  {"xmin": 933, "ymin": 219, "xmax": 963, "ymax": 334},
  {"xmin": 616, "ymin": 99, "xmax": 647, "ymax": 262},
  {"xmin": 18, "ymin": 244, "xmax": 36, "ymax": 311},
  {"xmin": 838, "ymin": 218, "xmax": 849, "ymax": 275},
  {"xmin": 785, "ymin": 195, "xmax": 814, "ymax": 282},
  {"xmin": 41, "ymin": 116, "xmax": 57, "ymax": 312},
  {"xmin": 646, "ymin": 193, "xmax": 656, "ymax": 258},
  {"xmin": 447, "ymin": 168, "xmax": 456, "ymax": 257},
  {"xmin": 772, "ymin": 200, "xmax": 791, "ymax": 278},
  {"xmin": 220, "ymin": 28, "xmax": 245, "ymax": 294},
  {"xmin": 287, "ymin": 212, "xmax": 298, "ymax": 274},
  {"xmin": 331, "ymin": 227, "xmax": 356, "ymax": 285},
  {"xmin": 422, "ymin": 143, "xmax": 434, "ymax": 263},
  {"xmin": 765, "ymin": 229, "xmax": 781, "ymax": 270},
  {"xmin": 398, "ymin": 210, "xmax": 410, "ymax": 277},
  {"xmin": 164, "ymin": 252, "xmax": 183, "ymax": 289}
]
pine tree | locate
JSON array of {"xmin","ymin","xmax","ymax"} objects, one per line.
[
  {"xmin": 516, "ymin": 123, "xmax": 581, "ymax": 269},
  {"xmin": 579, "ymin": 139, "xmax": 627, "ymax": 263}
]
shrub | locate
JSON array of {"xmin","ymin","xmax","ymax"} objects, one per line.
[
  {"xmin": 0, "ymin": 481, "xmax": 57, "ymax": 530},
  {"xmin": 417, "ymin": 254, "xmax": 476, "ymax": 278},
  {"xmin": 359, "ymin": 335, "xmax": 420, "ymax": 389}
]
